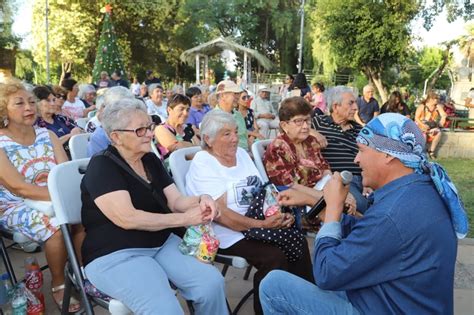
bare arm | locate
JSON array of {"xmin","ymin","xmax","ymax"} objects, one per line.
[
  {"xmin": 163, "ymin": 184, "xmax": 217, "ymax": 220},
  {"xmin": 214, "ymin": 193, "xmax": 285, "ymax": 231},
  {"xmin": 437, "ymin": 105, "xmax": 447, "ymax": 127},
  {"xmin": 155, "ymin": 125, "xmax": 193, "ymax": 153},
  {"xmin": 94, "ymin": 190, "xmax": 208, "ymax": 231},
  {"xmin": 0, "ymin": 150, "xmax": 50, "ymax": 200},
  {"xmin": 354, "ymin": 110, "xmax": 365, "ymax": 126}
]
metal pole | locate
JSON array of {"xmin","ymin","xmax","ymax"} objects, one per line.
[
  {"xmin": 45, "ymin": 0, "xmax": 50, "ymax": 84},
  {"xmin": 297, "ymin": 0, "xmax": 305, "ymax": 73}
]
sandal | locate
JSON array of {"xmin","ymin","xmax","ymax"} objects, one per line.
[
  {"xmin": 427, "ymin": 151, "xmax": 436, "ymax": 159},
  {"xmin": 52, "ymin": 284, "xmax": 82, "ymax": 313}
]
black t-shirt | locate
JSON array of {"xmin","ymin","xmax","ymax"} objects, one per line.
[{"xmin": 81, "ymin": 146, "xmax": 174, "ymax": 266}]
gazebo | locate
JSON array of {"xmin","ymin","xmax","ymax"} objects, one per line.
[{"xmin": 180, "ymin": 36, "xmax": 273, "ymax": 85}]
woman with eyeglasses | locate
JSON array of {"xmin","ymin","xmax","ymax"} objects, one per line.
[
  {"xmin": 264, "ymin": 97, "xmax": 331, "ymax": 187},
  {"xmin": 0, "ymin": 79, "xmax": 83, "ymax": 312},
  {"xmin": 33, "ymin": 86, "xmax": 83, "ymax": 158},
  {"xmin": 81, "ymin": 97, "xmax": 227, "ymax": 314},
  {"xmin": 155, "ymin": 94, "xmax": 199, "ymax": 160},
  {"xmin": 237, "ymin": 90, "xmax": 264, "ymax": 146},
  {"xmin": 51, "ymin": 85, "xmax": 68, "ymax": 114}
]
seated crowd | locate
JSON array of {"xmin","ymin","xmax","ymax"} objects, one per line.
[{"xmin": 0, "ymin": 73, "xmax": 467, "ymax": 315}]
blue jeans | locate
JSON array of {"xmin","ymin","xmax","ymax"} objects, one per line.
[
  {"xmin": 84, "ymin": 233, "xmax": 227, "ymax": 314},
  {"xmin": 350, "ymin": 175, "xmax": 368, "ymax": 213},
  {"xmin": 260, "ymin": 270, "xmax": 360, "ymax": 315}
]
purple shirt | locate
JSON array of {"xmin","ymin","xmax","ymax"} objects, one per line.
[{"xmin": 186, "ymin": 104, "xmax": 211, "ymax": 128}]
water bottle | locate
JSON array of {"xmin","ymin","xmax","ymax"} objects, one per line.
[
  {"xmin": 10, "ymin": 284, "xmax": 26, "ymax": 315},
  {"xmin": 0, "ymin": 272, "xmax": 13, "ymax": 314}
]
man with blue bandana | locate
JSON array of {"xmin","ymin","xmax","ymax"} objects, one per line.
[{"xmin": 260, "ymin": 113, "xmax": 468, "ymax": 315}]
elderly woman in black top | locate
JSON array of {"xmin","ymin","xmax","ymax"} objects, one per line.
[{"xmin": 81, "ymin": 98, "xmax": 227, "ymax": 314}]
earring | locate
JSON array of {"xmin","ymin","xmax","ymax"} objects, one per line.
[{"xmin": 3, "ymin": 117, "xmax": 8, "ymax": 127}]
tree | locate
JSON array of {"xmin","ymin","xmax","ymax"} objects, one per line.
[
  {"xmin": 92, "ymin": 5, "xmax": 125, "ymax": 83},
  {"xmin": 0, "ymin": 0, "xmax": 18, "ymax": 49},
  {"xmin": 309, "ymin": 0, "xmax": 418, "ymax": 103}
]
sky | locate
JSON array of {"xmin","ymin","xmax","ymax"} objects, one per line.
[{"xmin": 12, "ymin": 1, "xmax": 471, "ymax": 62}]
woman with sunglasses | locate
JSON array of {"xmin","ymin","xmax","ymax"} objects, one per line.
[
  {"xmin": 155, "ymin": 94, "xmax": 199, "ymax": 160},
  {"xmin": 33, "ymin": 86, "xmax": 83, "ymax": 158},
  {"xmin": 81, "ymin": 97, "xmax": 226, "ymax": 314},
  {"xmin": 237, "ymin": 90, "xmax": 264, "ymax": 146}
]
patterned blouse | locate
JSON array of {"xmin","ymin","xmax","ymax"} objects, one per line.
[{"xmin": 264, "ymin": 133, "xmax": 330, "ymax": 187}]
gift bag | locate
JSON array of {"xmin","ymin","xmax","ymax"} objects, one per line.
[
  {"xmin": 179, "ymin": 223, "xmax": 219, "ymax": 263},
  {"xmin": 243, "ymin": 182, "xmax": 306, "ymax": 262}
]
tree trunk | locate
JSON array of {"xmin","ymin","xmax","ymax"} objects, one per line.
[
  {"xmin": 60, "ymin": 62, "xmax": 72, "ymax": 84},
  {"xmin": 426, "ymin": 43, "xmax": 452, "ymax": 92},
  {"xmin": 363, "ymin": 66, "xmax": 388, "ymax": 104}
]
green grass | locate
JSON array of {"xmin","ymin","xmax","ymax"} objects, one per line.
[{"xmin": 437, "ymin": 158, "xmax": 474, "ymax": 238}]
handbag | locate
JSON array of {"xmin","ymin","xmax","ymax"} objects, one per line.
[{"xmin": 243, "ymin": 182, "xmax": 306, "ymax": 262}]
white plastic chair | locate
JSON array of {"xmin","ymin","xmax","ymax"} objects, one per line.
[
  {"xmin": 150, "ymin": 141, "xmax": 162, "ymax": 160},
  {"xmin": 75, "ymin": 117, "xmax": 90, "ymax": 130},
  {"xmin": 87, "ymin": 110, "xmax": 97, "ymax": 119},
  {"xmin": 168, "ymin": 147, "xmax": 252, "ymax": 313},
  {"xmin": 251, "ymin": 139, "xmax": 272, "ymax": 182},
  {"xmin": 69, "ymin": 133, "xmax": 91, "ymax": 160},
  {"xmin": 48, "ymin": 159, "xmax": 132, "ymax": 315}
]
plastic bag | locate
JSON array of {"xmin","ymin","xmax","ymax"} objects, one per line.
[{"xmin": 179, "ymin": 224, "xmax": 219, "ymax": 263}]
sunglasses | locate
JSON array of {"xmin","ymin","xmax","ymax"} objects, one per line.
[
  {"xmin": 55, "ymin": 94, "xmax": 67, "ymax": 100},
  {"xmin": 114, "ymin": 123, "xmax": 156, "ymax": 137},
  {"xmin": 241, "ymin": 95, "xmax": 250, "ymax": 100}
]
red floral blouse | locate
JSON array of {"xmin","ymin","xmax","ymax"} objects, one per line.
[{"xmin": 264, "ymin": 133, "xmax": 330, "ymax": 187}]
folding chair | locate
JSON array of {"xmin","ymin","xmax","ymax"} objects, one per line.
[
  {"xmin": 169, "ymin": 147, "xmax": 253, "ymax": 314},
  {"xmin": 75, "ymin": 117, "xmax": 90, "ymax": 130},
  {"xmin": 69, "ymin": 133, "xmax": 91, "ymax": 160},
  {"xmin": 150, "ymin": 140, "xmax": 162, "ymax": 159},
  {"xmin": 48, "ymin": 158, "xmax": 131, "ymax": 315},
  {"xmin": 251, "ymin": 139, "xmax": 272, "ymax": 182}
]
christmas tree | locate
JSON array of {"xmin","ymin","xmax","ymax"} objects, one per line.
[{"xmin": 92, "ymin": 5, "xmax": 126, "ymax": 83}]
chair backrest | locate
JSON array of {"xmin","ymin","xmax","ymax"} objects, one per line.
[
  {"xmin": 87, "ymin": 110, "xmax": 97, "ymax": 119},
  {"xmin": 150, "ymin": 141, "xmax": 162, "ymax": 159},
  {"xmin": 76, "ymin": 117, "xmax": 89, "ymax": 129},
  {"xmin": 168, "ymin": 146, "xmax": 202, "ymax": 194},
  {"xmin": 48, "ymin": 158, "xmax": 90, "ymax": 225},
  {"xmin": 251, "ymin": 139, "xmax": 272, "ymax": 182},
  {"xmin": 70, "ymin": 133, "xmax": 91, "ymax": 160}
]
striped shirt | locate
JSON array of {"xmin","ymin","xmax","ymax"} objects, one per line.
[{"xmin": 312, "ymin": 115, "xmax": 362, "ymax": 176}]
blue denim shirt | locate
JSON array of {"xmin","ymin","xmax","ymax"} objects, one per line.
[
  {"xmin": 87, "ymin": 126, "xmax": 110, "ymax": 157},
  {"xmin": 315, "ymin": 173, "xmax": 457, "ymax": 315}
]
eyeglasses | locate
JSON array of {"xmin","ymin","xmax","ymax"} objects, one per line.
[
  {"xmin": 114, "ymin": 123, "xmax": 156, "ymax": 137},
  {"xmin": 241, "ymin": 95, "xmax": 250, "ymax": 100},
  {"xmin": 55, "ymin": 94, "xmax": 66, "ymax": 100},
  {"xmin": 288, "ymin": 117, "xmax": 312, "ymax": 126}
]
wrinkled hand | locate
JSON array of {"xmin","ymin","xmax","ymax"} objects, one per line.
[
  {"xmin": 261, "ymin": 212, "xmax": 285, "ymax": 229},
  {"xmin": 281, "ymin": 212, "xmax": 295, "ymax": 228},
  {"xmin": 187, "ymin": 206, "xmax": 208, "ymax": 226},
  {"xmin": 344, "ymin": 192, "xmax": 357, "ymax": 216},
  {"xmin": 362, "ymin": 187, "xmax": 373, "ymax": 197},
  {"xmin": 199, "ymin": 194, "xmax": 218, "ymax": 222}
]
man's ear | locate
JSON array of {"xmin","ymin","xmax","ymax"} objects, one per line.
[{"xmin": 384, "ymin": 153, "xmax": 396, "ymax": 164}]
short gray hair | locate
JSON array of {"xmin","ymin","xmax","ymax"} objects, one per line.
[
  {"xmin": 200, "ymin": 110, "xmax": 237, "ymax": 149},
  {"xmin": 102, "ymin": 98, "xmax": 147, "ymax": 136},
  {"xmin": 103, "ymin": 86, "xmax": 134, "ymax": 108},
  {"xmin": 363, "ymin": 85, "xmax": 374, "ymax": 93},
  {"xmin": 78, "ymin": 84, "xmax": 96, "ymax": 99},
  {"xmin": 148, "ymin": 83, "xmax": 163, "ymax": 95},
  {"xmin": 95, "ymin": 95, "xmax": 105, "ymax": 110},
  {"xmin": 326, "ymin": 86, "xmax": 356, "ymax": 113}
]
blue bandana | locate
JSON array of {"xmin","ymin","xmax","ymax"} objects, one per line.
[{"xmin": 356, "ymin": 113, "xmax": 468, "ymax": 239}]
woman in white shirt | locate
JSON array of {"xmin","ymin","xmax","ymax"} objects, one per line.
[
  {"xmin": 61, "ymin": 79, "xmax": 96, "ymax": 121},
  {"xmin": 186, "ymin": 110, "xmax": 313, "ymax": 315}
]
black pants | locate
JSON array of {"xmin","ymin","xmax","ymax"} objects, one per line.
[{"xmin": 219, "ymin": 237, "xmax": 314, "ymax": 315}]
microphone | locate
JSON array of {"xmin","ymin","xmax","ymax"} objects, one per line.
[{"xmin": 305, "ymin": 171, "xmax": 353, "ymax": 220}]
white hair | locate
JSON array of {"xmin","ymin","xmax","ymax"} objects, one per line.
[
  {"xmin": 102, "ymin": 98, "xmax": 148, "ymax": 136},
  {"xmin": 103, "ymin": 86, "xmax": 134, "ymax": 108},
  {"xmin": 326, "ymin": 86, "xmax": 356, "ymax": 113},
  {"xmin": 148, "ymin": 83, "xmax": 163, "ymax": 95},
  {"xmin": 200, "ymin": 110, "xmax": 237, "ymax": 149},
  {"xmin": 78, "ymin": 84, "xmax": 96, "ymax": 99},
  {"xmin": 363, "ymin": 85, "xmax": 374, "ymax": 93}
]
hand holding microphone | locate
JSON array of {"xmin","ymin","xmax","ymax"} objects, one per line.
[{"xmin": 306, "ymin": 171, "xmax": 353, "ymax": 221}]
